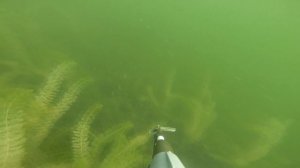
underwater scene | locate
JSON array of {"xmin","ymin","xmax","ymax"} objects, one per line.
[{"xmin": 0, "ymin": 0, "xmax": 299, "ymax": 168}]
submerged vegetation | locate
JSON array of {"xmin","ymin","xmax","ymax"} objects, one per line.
[
  {"xmin": 0, "ymin": 59, "xmax": 291, "ymax": 167},
  {"xmin": 0, "ymin": 62, "xmax": 149, "ymax": 168},
  {"xmin": 0, "ymin": 1, "xmax": 297, "ymax": 167},
  {"xmin": 0, "ymin": 56, "xmax": 292, "ymax": 168},
  {"xmin": 203, "ymin": 118, "xmax": 290, "ymax": 167},
  {"xmin": 0, "ymin": 100, "xmax": 25, "ymax": 168}
]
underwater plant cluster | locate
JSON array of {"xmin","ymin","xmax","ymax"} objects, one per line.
[
  {"xmin": 0, "ymin": 62, "xmax": 149, "ymax": 168},
  {"xmin": 0, "ymin": 59, "xmax": 291, "ymax": 168}
]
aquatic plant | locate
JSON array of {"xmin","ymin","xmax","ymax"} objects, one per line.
[
  {"xmin": 98, "ymin": 133, "xmax": 148, "ymax": 168},
  {"xmin": 39, "ymin": 121, "xmax": 148, "ymax": 168},
  {"xmin": 0, "ymin": 62, "xmax": 87, "ymax": 168},
  {"xmin": 232, "ymin": 118, "xmax": 289, "ymax": 166},
  {"xmin": 72, "ymin": 120, "xmax": 148, "ymax": 168},
  {"xmin": 205, "ymin": 118, "xmax": 290, "ymax": 166},
  {"xmin": 72, "ymin": 103, "xmax": 102, "ymax": 167},
  {"xmin": 0, "ymin": 61, "xmax": 150, "ymax": 168},
  {"xmin": 0, "ymin": 100, "xmax": 25, "ymax": 168},
  {"xmin": 35, "ymin": 62, "xmax": 75, "ymax": 109},
  {"xmin": 182, "ymin": 88, "xmax": 216, "ymax": 143},
  {"xmin": 144, "ymin": 72, "xmax": 216, "ymax": 142},
  {"xmin": 28, "ymin": 62, "xmax": 87, "ymax": 145}
]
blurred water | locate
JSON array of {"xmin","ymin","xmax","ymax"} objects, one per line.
[{"xmin": 0, "ymin": 0, "xmax": 299, "ymax": 167}]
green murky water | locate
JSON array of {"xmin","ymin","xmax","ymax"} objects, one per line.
[{"xmin": 1, "ymin": 0, "xmax": 299, "ymax": 167}]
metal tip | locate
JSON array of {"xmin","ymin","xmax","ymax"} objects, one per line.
[{"xmin": 150, "ymin": 125, "xmax": 176, "ymax": 135}]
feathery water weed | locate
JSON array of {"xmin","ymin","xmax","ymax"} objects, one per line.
[
  {"xmin": 0, "ymin": 61, "xmax": 152, "ymax": 168},
  {"xmin": 33, "ymin": 65, "xmax": 88, "ymax": 145},
  {"xmin": 72, "ymin": 104, "xmax": 103, "ymax": 160},
  {"xmin": 35, "ymin": 62, "xmax": 76, "ymax": 109},
  {"xmin": 99, "ymin": 132, "xmax": 149, "ymax": 168},
  {"xmin": 0, "ymin": 100, "xmax": 25, "ymax": 168}
]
